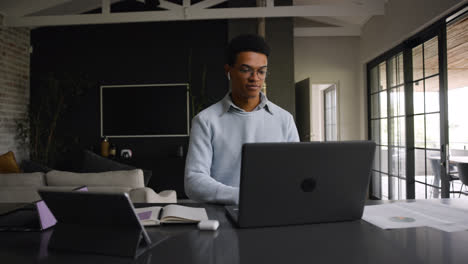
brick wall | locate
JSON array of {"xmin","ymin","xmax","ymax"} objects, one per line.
[{"xmin": 0, "ymin": 27, "xmax": 30, "ymax": 161}]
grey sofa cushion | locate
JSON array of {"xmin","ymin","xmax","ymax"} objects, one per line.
[
  {"xmin": 46, "ymin": 169, "xmax": 145, "ymax": 188},
  {"xmin": 38, "ymin": 186, "xmax": 176, "ymax": 203},
  {"xmin": 40, "ymin": 186, "xmax": 133, "ymax": 193},
  {"xmin": 81, "ymin": 150, "xmax": 152, "ymax": 186},
  {"xmin": 0, "ymin": 172, "xmax": 46, "ymax": 187},
  {"xmin": 0, "ymin": 187, "xmax": 42, "ymax": 203}
]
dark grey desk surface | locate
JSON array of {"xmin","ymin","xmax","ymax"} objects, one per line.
[{"xmin": 1, "ymin": 199, "xmax": 468, "ymax": 264}]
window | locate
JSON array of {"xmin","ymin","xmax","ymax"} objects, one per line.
[
  {"xmin": 447, "ymin": 13, "xmax": 468, "ymax": 196},
  {"xmin": 323, "ymin": 85, "xmax": 337, "ymax": 141},
  {"xmin": 412, "ymin": 36, "xmax": 442, "ymax": 199},
  {"xmin": 367, "ymin": 6, "xmax": 468, "ymax": 200},
  {"xmin": 369, "ymin": 62, "xmax": 389, "ymax": 199}
]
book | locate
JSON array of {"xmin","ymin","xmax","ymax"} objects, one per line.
[{"xmin": 134, "ymin": 205, "xmax": 208, "ymax": 226}]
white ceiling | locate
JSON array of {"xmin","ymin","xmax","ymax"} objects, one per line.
[{"xmin": 0, "ymin": 0, "xmax": 386, "ymax": 36}]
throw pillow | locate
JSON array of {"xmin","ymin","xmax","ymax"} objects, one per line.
[
  {"xmin": 20, "ymin": 160, "xmax": 52, "ymax": 173},
  {"xmin": 81, "ymin": 150, "xmax": 152, "ymax": 186},
  {"xmin": 0, "ymin": 151, "xmax": 21, "ymax": 173}
]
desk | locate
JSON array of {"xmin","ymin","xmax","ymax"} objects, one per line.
[{"xmin": 1, "ymin": 200, "xmax": 468, "ymax": 264}]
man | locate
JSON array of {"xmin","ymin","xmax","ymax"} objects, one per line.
[{"xmin": 184, "ymin": 34, "xmax": 299, "ymax": 205}]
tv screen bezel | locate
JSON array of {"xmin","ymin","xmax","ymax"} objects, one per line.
[{"xmin": 100, "ymin": 83, "xmax": 190, "ymax": 138}]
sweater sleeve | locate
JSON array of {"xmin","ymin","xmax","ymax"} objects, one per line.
[
  {"xmin": 287, "ymin": 114, "xmax": 300, "ymax": 142},
  {"xmin": 184, "ymin": 115, "xmax": 239, "ymax": 204}
]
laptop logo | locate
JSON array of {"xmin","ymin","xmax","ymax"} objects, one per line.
[{"xmin": 301, "ymin": 178, "xmax": 316, "ymax": 192}]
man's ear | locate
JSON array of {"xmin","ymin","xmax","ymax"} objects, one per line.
[{"xmin": 224, "ymin": 64, "xmax": 231, "ymax": 81}]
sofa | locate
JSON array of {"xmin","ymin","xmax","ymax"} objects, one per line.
[
  {"xmin": 0, "ymin": 149, "xmax": 177, "ymax": 203},
  {"xmin": 0, "ymin": 169, "xmax": 176, "ymax": 203}
]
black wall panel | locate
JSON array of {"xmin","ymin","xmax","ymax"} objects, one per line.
[{"xmin": 30, "ymin": 20, "xmax": 228, "ymax": 197}]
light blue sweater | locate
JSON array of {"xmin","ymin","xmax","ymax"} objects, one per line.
[{"xmin": 184, "ymin": 92, "xmax": 300, "ymax": 204}]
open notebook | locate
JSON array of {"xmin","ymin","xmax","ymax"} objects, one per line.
[{"xmin": 135, "ymin": 205, "xmax": 208, "ymax": 226}]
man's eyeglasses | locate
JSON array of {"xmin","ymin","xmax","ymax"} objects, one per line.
[{"xmin": 237, "ymin": 65, "xmax": 268, "ymax": 80}]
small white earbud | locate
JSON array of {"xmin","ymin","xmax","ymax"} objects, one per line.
[{"xmin": 227, "ymin": 72, "xmax": 231, "ymax": 81}]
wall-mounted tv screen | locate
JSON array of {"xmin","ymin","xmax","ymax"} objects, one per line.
[{"xmin": 100, "ymin": 83, "xmax": 189, "ymax": 138}]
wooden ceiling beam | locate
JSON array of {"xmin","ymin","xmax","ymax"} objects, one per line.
[{"xmin": 3, "ymin": 1, "xmax": 385, "ymax": 27}]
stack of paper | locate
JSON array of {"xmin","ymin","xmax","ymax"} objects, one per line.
[{"xmin": 362, "ymin": 200, "xmax": 468, "ymax": 232}]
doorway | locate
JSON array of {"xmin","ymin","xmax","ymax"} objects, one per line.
[{"xmin": 295, "ymin": 79, "xmax": 339, "ymax": 142}]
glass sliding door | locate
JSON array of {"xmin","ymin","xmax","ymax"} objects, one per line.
[
  {"xmin": 369, "ymin": 54, "xmax": 407, "ymax": 200},
  {"xmin": 368, "ymin": 7, "xmax": 468, "ymax": 200},
  {"xmin": 369, "ymin": 62, "xmax": 389, "ymax": 199},
  {"xmin": 388, "ymin": 53, "xmax": 406, "ymax": 200},
  {"xmin": 411, "ymin": 36, "xmax": 443, "ymax": 199},
  {"xmin": 447, "ymin": 13, "xmax": 468, "ymax": 197}
]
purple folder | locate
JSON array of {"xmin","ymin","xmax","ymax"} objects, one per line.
[{"xmin": 35, "ymin": 200, "xmax": 57, "ymax": 230}]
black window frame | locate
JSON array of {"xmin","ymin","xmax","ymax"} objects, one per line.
[{"xmin": 367, "ymin": 4, "xmax": 467, "ymax": 200}]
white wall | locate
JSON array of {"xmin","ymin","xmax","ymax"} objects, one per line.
[
  {"xmin": 358, "ymin": 0, "xmax": 467, "ymax": 138},
  {"xmin": 294, "ymin": 36, "xmax": 361, "ymax": 140},
  {"xmin": 360, "ymin": 0, "xmax": 465, "ymax": 64},
  {"xmin": 294, "ymin": 0, "xmax": 466, "ymax": 141}
]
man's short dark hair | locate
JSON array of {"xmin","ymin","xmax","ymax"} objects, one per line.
[{"xmin": 226, "ymin": 34, "xmax": 270, "ymax": 66}]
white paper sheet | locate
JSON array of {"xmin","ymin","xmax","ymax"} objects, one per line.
[{"xmin": 362, "ymin": 200, "xmax": 468, "ymax": 232}]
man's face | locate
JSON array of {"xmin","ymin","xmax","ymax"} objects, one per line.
[{"xmin": 225, "ymin": 51, "xmax": 268, "ymax": 100}]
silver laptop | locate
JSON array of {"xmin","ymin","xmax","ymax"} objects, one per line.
[{"xmin": 225, "ymin": 141, "xmax": 376, "ymax": 228}]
